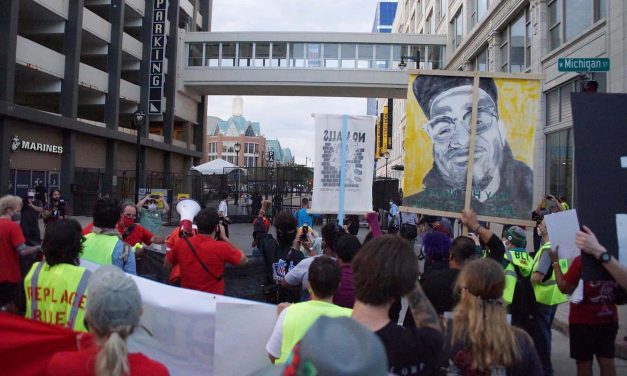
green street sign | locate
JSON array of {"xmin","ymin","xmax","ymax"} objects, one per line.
[{"xmin": 558, "ymin": 58, "xmax": 610, "ymax": 72}]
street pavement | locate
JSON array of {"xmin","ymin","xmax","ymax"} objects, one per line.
[{"xmin": 49, "ymin": 219, "xmax": 627, "ymax": 367}]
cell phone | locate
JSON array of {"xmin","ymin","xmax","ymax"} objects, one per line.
[{"xmin": 300, "ymin": 225, "xmax": 309, "ymax": 241}]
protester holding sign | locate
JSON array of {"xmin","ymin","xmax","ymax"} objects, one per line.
[
  {"xmin": 551, "ymin": 226, "xmax": 620, "ymax": 376},
  {"xmin": 24, "ymin": 220, "xmax": 90, "ymax": 332}
]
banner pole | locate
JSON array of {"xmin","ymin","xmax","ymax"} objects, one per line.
[{"xmin": 338, "ymin": 115, "xmax": 349, "ymax": 227}]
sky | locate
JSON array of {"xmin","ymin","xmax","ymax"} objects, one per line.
[{"xmin": 209, "ymin": 0, "xmax": 384, "ymax": 165}]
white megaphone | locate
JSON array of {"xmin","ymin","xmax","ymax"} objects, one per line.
[{"xmin": 176, "ymin": 198, "xmax": 201, "ymax": 236}]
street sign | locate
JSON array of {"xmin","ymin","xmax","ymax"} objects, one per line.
[
  {"xmin": 149, "ymin": 0, "xmax": 168, "ymax": 114},
  {"xmin": 558, "ymin": 58, "xmax": 610, "ymax": 72}
]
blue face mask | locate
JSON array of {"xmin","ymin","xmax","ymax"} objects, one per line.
[{"xmin": 148, "ymin": 203, "xmax": 157, "ymax": 212}]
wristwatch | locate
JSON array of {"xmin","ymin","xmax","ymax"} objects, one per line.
[{"xmin": 598, "ymin": 252, "xmax": 612, "ymax": 264}]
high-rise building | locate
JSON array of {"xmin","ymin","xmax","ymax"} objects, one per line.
[
  {"xmin": 390, "ymin": 0, "xmax": 626, "ymax": 205},
  {"xmin": 0, "ymin": 0, "xmax": 212, "ymax": 213},
  {"xmin": 368, "ymin": 1, "xmax": 398, "ymax": 117}
]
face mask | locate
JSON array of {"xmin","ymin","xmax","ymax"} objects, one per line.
[
  {"xmin": 148, "ymin": 204, "xmax": 157, "ymax": 212},
  {"xmin": 121, "ymin": 216, "xmax": 135, "ymax": 227},
  {"xmin": 11, "ymin": 212, "xmax": 21, "ymax": 222}
]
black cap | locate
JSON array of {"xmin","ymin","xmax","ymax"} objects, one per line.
[{"xmin": 412, "ymin": 76, "xmax": 498, "ymax": 118}]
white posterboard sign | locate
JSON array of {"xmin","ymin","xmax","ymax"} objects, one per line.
[
  {"xmin": 214, "ymin": 302, "xmax": 278, "ymax": 376},
  {"xmin": 617, "ymin": 214, "xmax": 627, "ymax": 264},
  {"xmin": 310, "ymin": 114, "xmax": 376, "ymax": 215},
  {"xmin": 544, "ymin": 209, "xmax": 581, "ymax": 260}
]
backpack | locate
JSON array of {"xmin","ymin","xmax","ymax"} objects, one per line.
[{"xmin": 509, "ymin": 264, "xmax": 537, "ymax": 335}]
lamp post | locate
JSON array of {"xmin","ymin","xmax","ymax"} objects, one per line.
[
  {"xmin": 133, "ymin": 110, "xmax": 146, "ymax": 204},
  {"xmin": 383, "ymin": 151, "xmax": 390, "ymax": 213},
  {"xmin": 254, "ymin": 150, "xmax": 260, "ymax": 194},
  {"xmin": 234, "ymin": 142, "xmax": 241, "ymax": 206}
]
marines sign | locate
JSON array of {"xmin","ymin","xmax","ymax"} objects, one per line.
[{"xmin": 11, "ymin": 136, "xmax": 63, "ymax": 154}]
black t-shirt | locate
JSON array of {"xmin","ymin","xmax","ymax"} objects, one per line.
[
  {"xmin": 20, "ymin": 199, "xmax": 42, "ymax": 245},
  {"xmin": 421, "ymin": 268, "xmax": 460, "ymax": 315},
  {"xmin": 443, "ymin": 329, "xmax": 542, "ymax": 376},
  {"xmin": 375, "ymin": 322, "xmax": 443, "ymax": 376}
]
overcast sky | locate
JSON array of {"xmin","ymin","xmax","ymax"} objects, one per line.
[{"xmin": 209, "ymin": 0, "xmax": 383, "ymax": 165}]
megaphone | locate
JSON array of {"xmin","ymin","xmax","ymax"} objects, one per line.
[{"xmin": 176, "ymin": 198, "xmax": 201, "ymax": 236}]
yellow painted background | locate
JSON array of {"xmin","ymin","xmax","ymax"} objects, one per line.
[{"xmin": 404, "ymin": 74, "xmax": 540, "ymax": 197}]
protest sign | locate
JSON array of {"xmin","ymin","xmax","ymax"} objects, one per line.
[
  {"xmin": 401, "ymin": 71, "xmax": 541, "ymax": 226},
  {"xmin": 310, "ymin": 114, "xmax": 376, "ymax": 216},
  {"xmin": 544, "ymin": 209, "xmax": 581, "ymax": 260},
  {"xmin": 618, "ymin": 214, "xmax": 627, "ymax": 264}
]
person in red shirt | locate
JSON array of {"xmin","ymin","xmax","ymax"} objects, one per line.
[
  {"xmin": 46, "ymin": 265, "xmax": 169, "ymax": 376},
  {"xmin": 0, "ymin": 195, "xmax": 41, "ymax": 311},
  {"xmin": 552, "ymin": 226, "xmax": 619, "ymax": 376},
  {"xmin": 83, "ymin": 204, "xmax": 165, "ymax": 251},
  {"xmin": 164, "ymin": 208, "xmax": 247, "ymax": 295}
]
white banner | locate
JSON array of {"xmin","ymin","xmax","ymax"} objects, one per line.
[
  {"xmin": 310, "ymin": 114, "xmax": 376, "ymax": 214},
  {"xmin": 80, "ymin": 260, "xmax": 277, "ymax": 376}
]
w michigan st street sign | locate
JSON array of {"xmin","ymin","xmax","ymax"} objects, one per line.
[{"xmin": 558, "ymin": 58, "xmax": 610, "ymax": 72}]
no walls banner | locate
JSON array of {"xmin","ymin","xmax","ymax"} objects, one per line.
[
  {"xmin": 311, "ymin": 114, "xmax": 376, "ymax": 214},
  {"xmin": 402, "ymin": 71, "xmax": 541, "ymax": 225}
]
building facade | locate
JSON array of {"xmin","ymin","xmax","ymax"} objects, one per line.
[
  {"xmin": 0, "ymin": 0, "xmax": 212, "ymax": 214},
  {"xmin": 384, "ymin": 0, "xmax": 626, "ymax": 206}
]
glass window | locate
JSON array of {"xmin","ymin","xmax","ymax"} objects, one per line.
[
  {"xmin": 431, "ymin": 45, "xmax": 444, "ymax": 69},
  {"xmin": 238, "ymin": 43, "xmax": 253, "ymax": 67},
  {"xmin": 290, "ymin": 43, "xmax": 305, "ymax": 67},
  {"xmin": 565, "ymin": 0, "xmax": 590, "ymax": 41},
  {"xmin": 255, "ymin": 43, "xmax": 270, "ymax": 67},
  {"xmin": 271, "ymin": 43, "xmax": 287, "ymax": 67},
  {"xmin": 499, "ymin": 29, "xmax": 509, "ymax": 72},
  {"xmin": 375, "ymin": 45, "xmax": 390, "ymax": 69},
  {"xmin": 392, "ymin": 45, "xmax": 402, "ymax": 68},
  {"xmin": 471, "ymin": 0, "xmax": 488, "ymax": 27},
  {"xmin": 439, "ymin": 0, "xmax": 446, "ymax": 21},
  {"xmin": 546, "ymin": 89, "xmax": 559, "ymax": 125},
  {"xmin": 475, "ymin": 46, "xmax": 488, "ymax": 71},
  {"xmin": 545, "ymin": 128, "xmax": 574, "ymax": 204},
  {"xmin": 525, "ymin": 11, "xmax": 531, "ymax": 69},
  {"xmin": 453, "ymin": 8, "xmax": 463, "ymax": 49},
  {"xmin": 188, "ymin": 43, "xmax": 203, "ymax": 66},
  {"xmin": 306, "ymin": 43, "xmax": 321, "ymax": 68},
  {"xmin": 323, "ymin": 43, "xmax": 339, "ymax": 68},
  {"xmin": 221, "ymin": 43, "xmax": 236, "ymax": 67},
  {"xmin": 206, "ymin": 43, "xmax": 219, "ymax": 66},
  {"xmin": 548, "ymin": 0, "xmax": 561, "ymax": 49},
  {"xmin": 341, "ymin": 44, "xmax": 356, "ymax": 68},
  {"xmin": 357, "ymin": 44, "xmax": 373, "ymax": 69},
  {"xmin": 594, "ymin": 0, "xmax": 607, "ymax": 22},
  {"xmin": 510, "ymin": 13, "xmax": 525, "ymax": 72}
]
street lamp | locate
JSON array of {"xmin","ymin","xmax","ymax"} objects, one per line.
[
  {"xmin": 234, "ymin": 142, "xmax": 241, "ymax": 206},
  {"xmin": 132, "ymin": 110, "xmax": 146, "ymax": 204},
  {"xmin": 383, "ymin": 151, "xmax": 390, "ymax": 214},
  {"xmin": 398, "ymin": 51, "xmax": 421, "ymax": 69}
]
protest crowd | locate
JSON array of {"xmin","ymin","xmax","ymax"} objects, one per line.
[{"xmin": 0, "ymin": 188, "xmax": 625, "ymax": 376}]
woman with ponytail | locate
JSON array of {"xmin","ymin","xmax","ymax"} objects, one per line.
[
  {"xmin": 442, "ymin": 258, "xmax": 542, "ymax": 375},
  {"xmin": 46, "ymin": 265, "xmax": 168, "ymax": 376}
]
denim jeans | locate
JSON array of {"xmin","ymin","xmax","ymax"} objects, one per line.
[{"xmin": 532, "ymin": 303, "xmax": 558, "ymax": 376}]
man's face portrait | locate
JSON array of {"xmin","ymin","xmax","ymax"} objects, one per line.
[{"xmin": 425, "ymin": 85, "xmax": 503, "ymax": 189}]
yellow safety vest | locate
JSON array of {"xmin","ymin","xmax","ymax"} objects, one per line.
[
  {"xmin": 531, "ymin": 242, "xmax": 568, "ymax": 306},
  {"xmin": 502, "ymin": 249, "xmax": 533, "ymax": 304},
  {"xmin": 81, "ymin": 232, "xmax": 120, "ymax": 265},
  {"xmin": 24, "ymin": 262, "xmax": 90, "ymax": 332},
  {"xmin": 277, "ymin": 300, "xmax": 352, "ymax": 364}
]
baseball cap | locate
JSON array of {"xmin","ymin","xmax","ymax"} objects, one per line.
[
  {"xmin": 86, "ymin": 265, "xmax": 142, "ymax": 331},
  {"xmin": 250, "ymin": 316, "xmax": 388, "ymax": 376},
  {"xmin": 503, "ymin": 226, "xmax": 527, "ymax": 248}
]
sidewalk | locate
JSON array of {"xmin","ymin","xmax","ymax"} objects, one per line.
[{"xmin": 553, "ymin": 302, "xmax": 627, "ymax": 359}]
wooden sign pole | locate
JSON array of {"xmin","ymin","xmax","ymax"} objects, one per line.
[{"xmin": 460, "ymin": 74, "xmax": 481, "ymax": 235}]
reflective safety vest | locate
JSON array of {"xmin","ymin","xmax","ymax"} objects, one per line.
[
  {"xmin": 532, "ymin": 242, "xmax": 568, "ymax": 306},
  {"xmin": 82, "ymin": 232, "xmax": 119, "ymax": 265},
  {"xmin": 502, "ymin": 248, "xmax": 533, "ymax": 304},
  {"xmin": 24, "ymin": 262, "xmax": 91, "ymax": 332},
  {"xmin": 277, "ymin": 300, "xmax": 352, "ymax": 364}
]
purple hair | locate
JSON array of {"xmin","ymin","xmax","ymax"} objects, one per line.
[{"xmin": 422, "ymin": 232, "xmax": 452, "ymax": 261}]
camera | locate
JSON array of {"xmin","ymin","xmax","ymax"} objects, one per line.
[
  {"xmin": 219, "ymin": 216, "xmax": 232, "ymax": 225},
  {"xmin": 300, "ymin": 224, "xmax": 309, "ymax": 242},
  {"xmin": 150, "ymin": 194, "xmax": 160, "ymax": 200}
]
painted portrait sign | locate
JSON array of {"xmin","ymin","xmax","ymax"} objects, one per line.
[{"xmin": 402, "ymin": 71, "xmax": 541, "ymax": 224}]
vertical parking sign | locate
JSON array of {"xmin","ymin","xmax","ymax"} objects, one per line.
[{"xmin": 149, "ymin": 0, "xmax": 167, "ymax": 114}]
